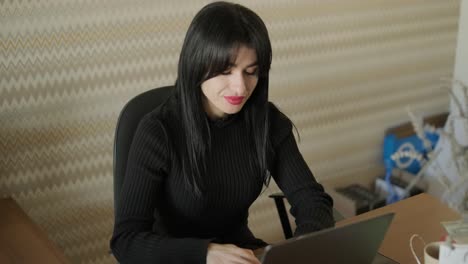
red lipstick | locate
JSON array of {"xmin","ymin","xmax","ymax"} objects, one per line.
[{"xmin": 224, "ymin": 96, "xmax": 245, "ymax": 105}]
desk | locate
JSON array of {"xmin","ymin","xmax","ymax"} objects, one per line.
[
  {"xmin": 337, "ymin": 193, "xmax": 460, "ymax": 264},
  {"xmin": 0, "ymin": 198, "xmax": 70, "ymax": 264}
]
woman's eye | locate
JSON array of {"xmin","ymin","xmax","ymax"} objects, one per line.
[{"xmin": 245, "ymin": 69, "xmax": 258, "ymax": 76}]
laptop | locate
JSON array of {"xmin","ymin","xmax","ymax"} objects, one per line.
[{"xmin": 259, "ymin": 213, "xmax": 396, "ymax": 264}]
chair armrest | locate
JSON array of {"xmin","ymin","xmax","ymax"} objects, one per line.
[
  {"xmin": 268, "ymin": 192, "xmax": 344, "ymax": 239},
  {"xmin": 268, "ymin": 193, "xmax": 293, "ymax": 239}
]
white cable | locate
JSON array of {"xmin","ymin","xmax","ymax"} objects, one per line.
[{"xmin": 409, "ymin": 234, "xmax": 426, "ymax": 264}]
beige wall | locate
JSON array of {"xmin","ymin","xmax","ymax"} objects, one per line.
[
  {"xmin": 0, "ymin": 1, "xmax": 460, "ymax": 263},
  {"xmin": 453, "ymin": 0, "xmax": 467, "ymax": 112},
  {"xmin": 454, "ymin": 0, "xmax": 467, "ymax": 84}
]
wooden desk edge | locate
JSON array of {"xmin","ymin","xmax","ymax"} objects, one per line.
[
  {"xmin": 336, "ymin": 193, "xmax": 460, "ymax": 226},
  {"xmin": 0, "ymin": 197, "xmax": 71, "ymax": 264}
]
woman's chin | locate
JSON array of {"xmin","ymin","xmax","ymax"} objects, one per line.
[{"xmin": 223, "ymin": 105, "xmax": 244, "ymax": 115}]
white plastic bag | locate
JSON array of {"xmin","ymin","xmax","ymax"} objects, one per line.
[{"xmin": 439, "ymin": 242, "xmax": 468, "ymax": 264}]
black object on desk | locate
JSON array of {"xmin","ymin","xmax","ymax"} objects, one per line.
[{"xmin": 335, "ymin": 184, "xmax": 386, "ymax": 214}]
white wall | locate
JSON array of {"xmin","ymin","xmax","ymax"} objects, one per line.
[
  {"xmin": 454, "ymin": 0, "xmax": 468, "ymax": 81},
  {"xmin": 453, "ymin": 0, "xmax": 468, "ymax": 114}
]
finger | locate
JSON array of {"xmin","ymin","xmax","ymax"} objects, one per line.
[
  {"xmin": 220, "ymin": 248, "xmax": 257, "ymax": 264},
  {"xmin": 223, "ymin": 245, "xmax": 260, "ymax": 264},
  {"xmin": 223, "ymin": 253, "xmax": 254, "ymax": 264},
  {"xmin": 243, "ymin": 254, "xmax": 261, "ymax": 264},
  {"xmin": 236, "ymin": 249, "xmax": 261, "ymax": 264},
  {"xmin": 231, "ymin": 256, "xmax": 259, "ymax": 264}
]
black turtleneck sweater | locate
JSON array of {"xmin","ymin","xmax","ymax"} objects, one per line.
[{"xmin": 110, "ymin": 95, "xmax": 334, "ymax": 264}]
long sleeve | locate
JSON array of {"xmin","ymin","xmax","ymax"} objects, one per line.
[
  {"xmin": 269, "ymin": 105, "xmax": 334, "ymax": 236},
  {"xmin": 110, "ymin": 116, "xmax": 211, "ymax": 264}
]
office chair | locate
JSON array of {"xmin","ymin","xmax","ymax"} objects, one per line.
[
  {"xmin": 113, "ymin": 86, "xmax": 174, "ymax": 213},
  {"xmin": 269, "ymin": 192, "xmax": 344, "ymax": 239}
]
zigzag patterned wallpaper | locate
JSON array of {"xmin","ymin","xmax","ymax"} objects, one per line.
[{"xmin": 0, "ymin": 0, "xmax": 460, "ymax": 263}]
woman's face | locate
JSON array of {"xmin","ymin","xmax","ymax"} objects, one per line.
[{"xmin": 201, "ymin": 45, "xmax": 259, "ymax": 119}]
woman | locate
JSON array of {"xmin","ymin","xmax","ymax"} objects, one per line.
[{"xmin": 110, "ymin": 2, "xmax": 334, "ymax": 263}]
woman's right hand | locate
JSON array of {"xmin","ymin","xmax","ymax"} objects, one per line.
[{"xmin": 206, "ymin": 243, "xmax": 261, "ymax": 264}]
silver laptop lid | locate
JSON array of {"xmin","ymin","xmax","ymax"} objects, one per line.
[{"xmin": 260, "ymin": 213, "xmax": 395, "ymax": 264}]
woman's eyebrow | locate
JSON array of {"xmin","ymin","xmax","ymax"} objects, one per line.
[{"xmin": 229, "ymin": 61, "xmax": 258, "ymax": 68}]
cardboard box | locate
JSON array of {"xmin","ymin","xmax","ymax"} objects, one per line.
[{"xmin": 324, "ymin": 183, "xmax": 385, "ymax": 218}]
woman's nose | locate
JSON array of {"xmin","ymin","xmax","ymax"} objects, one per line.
[{"xmin": 231, "ymin": 72, "xmax": 247, "ymax": 95}]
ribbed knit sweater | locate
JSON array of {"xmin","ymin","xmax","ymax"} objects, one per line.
[{"xmin": 110, "ymin": 95, "xmax": 334, "ymax": 264}]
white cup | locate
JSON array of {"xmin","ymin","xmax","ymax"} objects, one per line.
[
  {"xmin": 423, "ymin": 242, "xmax": 441, "ymax": 264},
  {"xmin": 410, "ymin": 235, "xmax": 441, "ymax": 264}
]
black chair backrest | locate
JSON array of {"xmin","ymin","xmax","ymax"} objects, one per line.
[{"xmin": 113, "ymin": 86, "xmax": 174, "ymax": 212}]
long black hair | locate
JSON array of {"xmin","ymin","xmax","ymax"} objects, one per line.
[{"xmin": 175, "ymin": 1, "xmax": 273, "ymax": 196}]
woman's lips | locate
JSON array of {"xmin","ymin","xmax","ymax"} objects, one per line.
[{"xmin": 224, "ymin": 96, "xmax": 245, "ymax": 105}]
